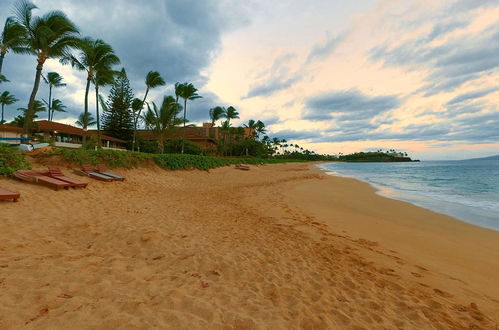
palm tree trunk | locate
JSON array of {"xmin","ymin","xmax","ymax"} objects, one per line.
[
  {"xmin": 82, "ymin": 75, "xmax": 91, "ymax": 144},
  {"xmin": 1, "ymin": 104, "xmax": 4, "ymax": 123},
  {"xmin": 95, "ymin": 84, "xmax": 101, "ymax": 148},
  {"xmin": 132, "ymin": 88, "xmax": 149, "ymax": 152},
  {"xmin": 24, "ymin": 60, "xmax": 44, "ymax": 137},
  {"xmin": 47, "ymin": 85, "xmax": 52, "ymax": 121},
  {"xmin": 181, "ymin": 98, "xmax": 187, "ymax": 154},
  {"xmin": 0, "ymin": 52, "xmax": 5, "ymax": 74},
  {"xmin": 157, "ymin": 137, "xmax": 164, "ymax": 154},
  {"xmin": 173, "ymin": 95, "xmax": 179, "ymax": 123}
]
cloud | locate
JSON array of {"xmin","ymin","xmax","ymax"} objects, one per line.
[
  {"xmin": 424, "ymin": 20, "xmax": 469, "ymax": 43},
  {"xmin": 268, "ymin": 129, "xmax": 322, "ymax": 141},
  {"xmin": 243, "ymin": 74, "xmax": 302, "ymax": 99},
  {"xmin": 369, "ymin": 17, "xmax": 499, "ymax": 96},
  {"xmin": 0, "ymin": 0, "xmax": 251, "ymax": 123},
  {"xmin": 446, "ymin": 87, "xmax": 499, "ymax": 105},
  {"xmin": 243, "ymin": 53, "xmax": 302, "ymax": 99},
  {"xmin": 310, "ymin": 107, "xmax": 499, "ymax": 144},
  {"xmin": 305, "ymin": 31, "xmax": 347, "ymax": 64},
  {"xmin": 448, "ymin": 0, "xmax": 499, "ymax": 12},
  {"xmin": 303, "ymin": 88, "xmax": 402, "ymax": 122}
]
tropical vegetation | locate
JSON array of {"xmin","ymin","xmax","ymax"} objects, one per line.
[
  {"xmin": 0, "ymin": 90, "xmax": 18, "ymax": 123},
  {"xmin": 1, "ymin": 0, "xmax": 334, "ymax": 162}
]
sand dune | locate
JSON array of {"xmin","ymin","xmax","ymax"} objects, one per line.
[{"xmin": 1, "ymin": 161, "xmax": 498, "ymax": 329}]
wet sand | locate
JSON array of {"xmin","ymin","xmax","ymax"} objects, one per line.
[{"xmin": 1, "ymin": 161, "xmax": 498, "ymax": 329}]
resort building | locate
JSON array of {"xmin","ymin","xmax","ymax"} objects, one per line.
[
  {"xmin": 135, "ymin": 123, "xmax": 254, "ymax": 151},
  {"xmin": 34, "ymin": 120, "xmax": 126, "ymax": 150},
  {"xmin": 0, "ymin": 124, "xmax": 27, "ymax": 144}
]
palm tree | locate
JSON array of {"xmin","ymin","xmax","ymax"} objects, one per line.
[
  {"xmin": 42, "ymin": 72, "xmax": 66, "ymax": 120},
  {"xmin": 209, "ymin": 106, "xmax": 225, "ymax": 127},
  {"xmin": 142, "ymin": 96, "xmax": 181, "ymax": 153},
  {"xmin": 0, "ymin": 74, "xmax": 9, "ymax": 83},
  {"xmin": 244, "ymin": 119, "xmax": 257, "ymax": 139},
  {"xmin": 132, "ymin": 71, "xmax": 165, "ymax": 151},
  {"xmin": 255, "ymin": 120, "xmax": 266, "ymax": 139},
  {"xmin": 0, "ymin": 17, "xmax": 26, "ymax": 74},
  {"xmin": 47, "ymin": 99, "xmax": 66, "ymax": 120},
  {"xmin": 174, "ymin": 82, "xmax": 183, "ymax": 107},
  {"xmin": 61, "ymin": 37, "xmax": 119, "ymax": 143},
  {"xmin": 93, "ymin": 66, "xmax": 116, "ymax": 147},
  {"xmin": 15, "ymin": 99, "xmax": 45, "ymax": 128},
  {"xmin": 225, "ymin": 106, "xmax": 239, "ymax": 125},
  {"xmin": 0, "ymin": 91, "xmax": 18, "ymax": 123},
  {"xmin": 179, "ymin": 82, "xmax": 201, "ymax": 154},
  {"xmin": 272, "ymin": 137, "xmax": 281, "ymax": 155},
  {"xmin": 219, "ymin": 120, "xmax": 231, "ymax": 155},
  {"xmin": 13, "ymin": 0, "xmax": 80, "ymax": 136},
  {"xmin": 75, "ymin": 111, "xmax": 96, "ymax": 128}
]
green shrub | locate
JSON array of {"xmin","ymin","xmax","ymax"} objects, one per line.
[
  {"xmin": 46, "ymin": 147, "xmax": 311, "ymax": 172},
  {"xmin": 164, "ymin": 138, "xmax": 202, "ymax": 155},
  {"xmin": 0, "ymin": 144, "xmax": 31, "ymax": 175},
  {"xmin": 51, "ymin": 148, "xmax": 152, "ymax": 168},
  {"xmin": 154, "ymin": 153, "xmax": 306, "ymax": 170}
]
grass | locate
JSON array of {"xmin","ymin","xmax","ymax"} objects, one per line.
[
  {"xmin": 49, "ymin": 148, "xmax": 307, "ymax": 171},
  {"xmin": 0, "ymin": 143, "xmax": 31, "ymax": 175}
]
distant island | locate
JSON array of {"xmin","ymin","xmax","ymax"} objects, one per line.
[
  {"xmin": 339, "ymin": 151, "xmax": 413, "ymax": 162},
  {"xmin": 466, "ymin": 155, "xmax": 499, "ymax": 161}
]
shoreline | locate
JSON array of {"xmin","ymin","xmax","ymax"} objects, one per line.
[
  {"xmin": 1, "ymin": 162, "xmax": 498, "ymax": 328},
  {"xmin": 316, "ymin": 162, "xmax": 499, "ymax": 232}
]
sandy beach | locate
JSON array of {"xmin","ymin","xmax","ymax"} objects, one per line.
[{"xmin": 1, "ymin": 161, "xmax": 498, "ymax": 329}]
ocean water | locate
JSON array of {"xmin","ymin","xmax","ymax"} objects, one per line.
[{"xmin": 317, "ymin": 160, "xmax": 499, "ymax": 231}]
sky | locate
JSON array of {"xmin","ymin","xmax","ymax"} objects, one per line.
[{"xmin": 0, "ymin": 0, "xmax": 498, "ymax": 160}]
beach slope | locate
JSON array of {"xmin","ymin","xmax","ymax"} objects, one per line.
[{"xmin": 1, "ymin": 162, "xmax": 498, "ymax": 328}]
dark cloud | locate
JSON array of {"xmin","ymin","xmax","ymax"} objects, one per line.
[
  {"xmin": 268, "ymin": 129, "xmax": 322, "ymax": 141},
  {"xmin": 303, "ymin": 88, "xmax": 401, "ymax": 122},
  {"xmin": 305, "ymin": 31, "xmax": 346, "ymax": 64},
  {"xmin": 310, "ymin": 108, "xmax": 499, "ymax": 143},
  {"xmin": 0, "ymin": 0, "xmax": 251, "ymax": 122}
]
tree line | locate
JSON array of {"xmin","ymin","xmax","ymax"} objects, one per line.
[{"xmin": 0, "ymin": 0, "xmax": 331, "ymax": 160}]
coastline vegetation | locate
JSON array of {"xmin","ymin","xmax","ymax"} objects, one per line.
[
  {"xmin": 0, "ymin": 143, "xmax": 30, "ymax": 175},
  {"xmin": 338, "ymin": 151, "xmax": 412, "ymax": 162}
]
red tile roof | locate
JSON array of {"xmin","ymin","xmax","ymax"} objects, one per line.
[
  {"xmin": 35, "ymin": 120, "xmax": 126, "ymax": 143},
  {"xmin": 0, "ymin": 124, "xmax": 23, "ymax": 133},
  {"xmin": 135, "ymin": 129, "xmax": 217, "ymax": 144}
]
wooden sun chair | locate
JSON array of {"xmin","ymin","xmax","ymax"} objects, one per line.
[
  {"xmin": 13, "ymin": 170, "xmax": 72, "ymax": 190},
  {"xmin": 73, "ymin": 164, "xmax": 114, "ymax": 182},
  {"xmin": 0, "ymin": 188, "xmax": 20, "ymax": 202},
  {"xmin": 235, "ymin": 164, "xmax": 250, "ymax": 171},
  {"xmin": 45, "ymin": 166, "xmax": 88, "ymax": 188},
  {"xmin": 95, "ymin": 164, "xmax": 125, "ymax": 181}
]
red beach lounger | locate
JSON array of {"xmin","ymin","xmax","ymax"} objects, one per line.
[
  {"xmin": 13, "ymin": 170, "xmax": 72, "ymax": 190},
  {"xmin": 45, "ymin": 166, "xmax": 88, "ymax": 188},
  {"xmin": 95, "ymin": 164, "xmax": 125, "ymax": 181},
  {"xmin": 235, "ymin": 164, "xmax": 250, "ymax": 171},
  {"xmin": 0, "ymin": 188, "xmax": 20, "ymax": 202},
  {"xmin": 74, "ymin": 164, "xmax": 114, "ymax": 182}
]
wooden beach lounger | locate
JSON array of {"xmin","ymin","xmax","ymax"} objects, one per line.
[
  {"xmin": 235, "ymin": 164, "xmax": 250, "ymax": 171},
  {"xmin": 95, "ymin": 164, "xmax": 125, "ymax": 181},
  {"xmin": 45, "ymin": 166, "xmax": 88, "ymax": 188},
  {"xmin": 0, "ymin": 188, "xmax": 20, "ymax": 202},
  {"xmin": 13, "ymin": 170, "xmax": 72, "ymax": 190},
  {"xmin": 73, "ymin": 164, "xmax": 114, "ymax": 182}
]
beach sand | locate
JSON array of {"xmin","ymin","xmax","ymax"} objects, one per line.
[{"xmin": 1, "ymin": 161, "xmax": 498, "ymax": 329}]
